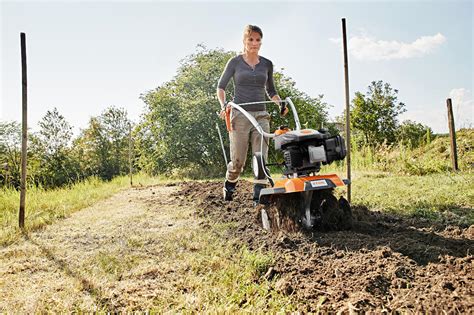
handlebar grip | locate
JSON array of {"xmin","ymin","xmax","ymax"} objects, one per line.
[{"xmin": 225, "ymin": 106, "xmax": 232, "ymax": 132}]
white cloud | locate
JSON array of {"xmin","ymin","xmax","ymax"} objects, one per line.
[
  {"xmin": 449, "ymin": 88, "xmax": 474, "ymax": 129},
  {"xmin": 330, "ymin": 33, "xmax": 446, "ymax": 61},
  {"xmin": 400, "ymin": 89, "xmax": 473, "ymax": 133},
  {"xmin": 400, "ymin": 108, "xmax": 447, "ymax": 134}
]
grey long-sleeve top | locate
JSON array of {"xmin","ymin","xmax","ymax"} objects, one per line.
[{"xmin": 217, "ymin": 55, "xmax": 277, "ymax": 112}]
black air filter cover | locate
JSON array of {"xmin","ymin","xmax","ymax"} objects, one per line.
[
  {"xmin": 283, "ymin": 147, "xmax": 304, "ymax": 168},
  {"xmin": 324, "ymin": 135, "xmax": 346, "ymax": 164}
]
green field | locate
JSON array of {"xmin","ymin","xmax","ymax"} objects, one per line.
[{"xmin": 351, "ymin": 171, "xmax": 473, "ymax": 225}]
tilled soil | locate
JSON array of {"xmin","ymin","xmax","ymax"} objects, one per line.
[{"xmin": 179, "ymin": 180, "xmax": 474, "ymax": 313}]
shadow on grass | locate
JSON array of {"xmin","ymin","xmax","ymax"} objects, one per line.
[
  {"xmin": 410, "ymin": 205, "xmax": 473, "ymax": 228},
  {"xmin": 21, "ymin": 230, "xmax": 112, "ymax": 311}
]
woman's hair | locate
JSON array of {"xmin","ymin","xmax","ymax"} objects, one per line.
[
  {"xmin": 243, "ymin": 24, "xmax": 263, "ymax": 40},
  {"xmin": 242, "ymin": 25, "xmax": 263, "ymax": 53}
]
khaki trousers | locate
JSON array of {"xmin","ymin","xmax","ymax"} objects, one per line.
[{"xmin": 226, "ymin": 109, "xmax": 270, "ymax": 184}]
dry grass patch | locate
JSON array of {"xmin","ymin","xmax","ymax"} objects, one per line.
[{"xmin": 0, "ymin": 184, "xmax": 294, "ymax": 312}]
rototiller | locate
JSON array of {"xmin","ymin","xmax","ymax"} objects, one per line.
[{"xmin": 221, "ymin": 98, "xmax": 352, "ymax": 229}]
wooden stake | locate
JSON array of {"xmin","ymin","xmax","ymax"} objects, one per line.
[
  {"xmin": 19, "ymin": 33, "xmax": 28, "ymax": 229},
  {"xmin": 129, "ymin": 123, "xmax": 133, "ymax": 186},
  {"xmin": 446, "ymin": 98, "xmax": 459, "ymax": 171},
  {"xmin": 342, "ymin": 18, "xmax": 351, "ymax": 203}
]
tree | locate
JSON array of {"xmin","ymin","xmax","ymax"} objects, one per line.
[
  {"xmin": 73, "ymin": 106, "xmax": 131, "ymax": 180},
  {"xmin": 397, "ymin": 120, "xmax": 433, "ymax": 148},
  {"xmin": 100, "ymin": 107, "xmax": 131, "ymax": 176},
  {"xmin": 0, "ymin": 121, "xmax": 22, "ymax": 187},
  {"xmin": 138, "ymin": 46, "xmax": 237, "ymax": 175},
  {"xmin": 137, "ymin": 45, "xmax": 331, "ymax": 176},
  {"xmin": 30, "ymin": 108, "xmax": 77, "ymax": 188},
  {"xmin": 351, "ymin": 81, "xmax": 406, "ymax": 147}
]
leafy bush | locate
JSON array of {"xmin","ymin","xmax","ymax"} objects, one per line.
[{"xmin": 397, "ymin": 120, "xmax": 433, "ymax": 148}]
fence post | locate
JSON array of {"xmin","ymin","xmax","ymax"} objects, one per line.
[
  {"xmin": 446, "ymin": 98, "xmax": 459, "ymax": 171},
  {"xmin": 342, "ymin": 18, "xmax": 351, "ymax": 203},
  {"xmin": 19, "ymin": 33, "xmax": 28, "ymax": 229}
]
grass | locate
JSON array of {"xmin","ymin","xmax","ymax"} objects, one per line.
[
  {"xmin": 315, "ymin": 170, "xmax": 473, "ymax": 226},
  {"xmin": 1, "ymin": 181, "xmax": 295, "ymax": 312},
  {"xmin": 320, "ymin": 129, "xmax": 473, "ymax": 176},
  {"xmin": 140, "ymin": 225, "xmax": 294, "ymax": 313},
  {"xmin": 73, "ymin": 202, "xmax": 293, "ymax": 312},
  {"xmin": 0, "ymin": 173, "xmax": 169, "ymax": 247},
  {"xmin": 119, "ymin": 223, "xmax": 294, "ymax": 312},
  {"xmin": 350, "ymin": 171, "xmax": 474, "ymax": 225},
  {"xmin": 250, "ymin": 168, "xmax": 474, "ymax": 226}
]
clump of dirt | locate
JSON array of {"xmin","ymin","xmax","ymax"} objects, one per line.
[{"xmin": 177, "ymin": 180, "xmax": 474, "ymax": 312}]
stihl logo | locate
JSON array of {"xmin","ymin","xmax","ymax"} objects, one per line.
[{"xmin": 310, "ymin": 180, "xmax": 327, "ymax": 188}]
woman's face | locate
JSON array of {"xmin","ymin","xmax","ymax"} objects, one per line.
[{"xmin": 244, "ymin": 31, "xmax": 262, "ymax": 54}]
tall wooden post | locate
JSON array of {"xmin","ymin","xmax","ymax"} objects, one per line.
[
  {"xmin": 19, "ymin": 33, "xmax": 28, "ymax": 229},
  {"xmin": 446, "ymin": 98, "xmax": 458, "ymax": 171},
  {"xmin": 129, "ymin": 123, "xmax": 133, "ymax": 186},
  {"xmin": 342, "ymin": 18, "xmax": 351, "ymax": 203}
]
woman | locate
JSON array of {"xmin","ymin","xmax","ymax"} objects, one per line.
[{"xmin": 217, "ymin": 24, "xmax": 288, "ymax": 204}]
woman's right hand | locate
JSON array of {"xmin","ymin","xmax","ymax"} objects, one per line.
[{"xmin": 219, "ymin": 108, "xmax": 226, "ymax": 120}]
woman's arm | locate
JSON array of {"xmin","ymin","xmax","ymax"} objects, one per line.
[
  {"xmin": 267, "ymin": 62, "xmax": 288, "ymax": 116},
  {"xmin": 217, "ymin": 88, "xmax": 227, "ymax": 119},
  {"xmin": 217, "ymin": 88, "xmax": 226, "ymax": 109},
  {"xmin": 217, "ymin": 58, "xmax": 235, "ymax": 119}
]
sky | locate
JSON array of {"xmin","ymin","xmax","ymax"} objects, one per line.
[{"xmin": 1, "ymin": 0, "xmax": 473, "ymax": 135}]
